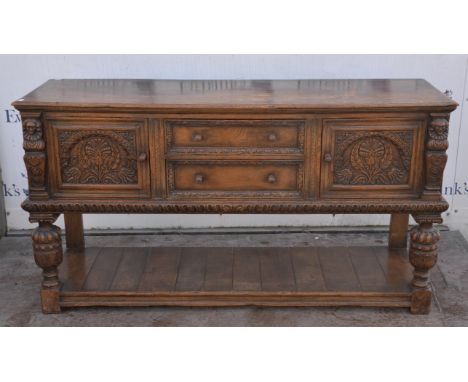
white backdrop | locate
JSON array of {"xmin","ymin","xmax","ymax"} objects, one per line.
[{"xmin": 1, "ymin": 55, "xmax": 467, "ymax": 235}]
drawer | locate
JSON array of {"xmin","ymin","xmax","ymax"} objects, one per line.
[
  {"xmin": 320, "ymin": 118, "xmax": 425, "ymax": 198},
  {"xmin": 46, "ymin": 118, "xmax": 151, "ymax": 198},
  {"xmin": 167, "ymin": 160, "xmax": 304, "ymax": 198},
  {"xmin": 165, "ymin": 119, "xmax": 305, "ymax": 154}
]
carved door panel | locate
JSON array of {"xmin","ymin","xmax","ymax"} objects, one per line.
[
  {"xmin": 47, "ymin": 118, "xmax": 150, "ymax": 198},
  {"xmin": 320, "ymin": 118, "xmax": 425, "ymax": 198}
]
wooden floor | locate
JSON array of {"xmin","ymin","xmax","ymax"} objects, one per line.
[{"xmin": 58, "ymin": 246, "xmax": 414, "ymax": 308}]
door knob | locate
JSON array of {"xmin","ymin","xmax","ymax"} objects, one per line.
[
  {"xmin": 138, "ymin": 152, "xmax": 148, "ymax": 162},
  {"xmin": 323, "ymin": 153, "xmax": 333, "ymax": 162},
  {"xmin": 192, "ymin": 133, "xmax": 203, "ymax": 142},
  {"xmin": 194, "ymin": 173, "xmax": 204, "ymax": 184},
  {"xmin": 268, "ymin": 133, "xmax": 277, "ymax": 141},
  {"xmin": 267, "ymin": 173, "xmax": 277, "ymax": 184}
]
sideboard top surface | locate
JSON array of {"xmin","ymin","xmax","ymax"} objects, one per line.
[{"xmin": 12, "ymin": 79, "xmax": 457, "ymax": 112}]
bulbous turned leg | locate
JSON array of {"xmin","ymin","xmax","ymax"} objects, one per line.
[
  {"xmin": 32, "ymin": 221, "xmax": 63, "ymax": 313},
  {"xmin": 409, "ymin": 220, "xmax": 440, "ymax": 314}
]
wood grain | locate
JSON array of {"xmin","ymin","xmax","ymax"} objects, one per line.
[
  {"xmin": 388, "ymin": 213, "xmax": 409, "ymax": 249},
  {"xmin": 60, "ymin": 247, "xmax": 100, "ymax": 291},
  {"xmin": 290, "ymin": 247, "xmax": 326, "ymax": 291},
  {"xmin": 81, "ymin": 247, "xmax": 123, "ymax": 291},
  {"xmin": 233, "ymin": 248, "xmax": 262, "ymax": 291},
  {"xmin": 175, "ymin": 248, "xmax": 207, "ymax": 291},
  {"xmin": 259, "ymin": 248, "xmax": 296, "ymax": 292},
  {"xmin": 110, "ymin": 247, "xmax": 148, "ymax": 291},
  {"xmin": 171, "ymin": 162, "xmax": 300, "ymax": 192},
  {"xmin": 376, "ymin": 247, "xmax": 412, "ymax": 292},
  {"xmin": 348, "ymin": 247, "xmax": 389, "ymax": 292},
  {"xmin": 204, "ymin": 248, "xmax": 234, "ymax": 291},
  {"xmin": 13, "ymin": 79, "xmax": 457, "ymax": 112},
  {"xmin": 318, "ymin": 247, "xmax": 361, "ymax": 291},
  {"xmin": 138, "ymin": 247, "xmax": 181, "ymax": 291},
  {"xmin": 168, "ymin": 119, "xmax": 302, "ymax": 151},
  {"xmin": 64, "ymin": 213, "xmax": 84, "ymax": 250}
]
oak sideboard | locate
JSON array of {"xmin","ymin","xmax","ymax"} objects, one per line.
[{"xmin": 13, "ymin": 79, "xmax": 457, "ymax": 314}]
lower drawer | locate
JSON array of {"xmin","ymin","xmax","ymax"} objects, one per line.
[{"xmin": 167, "ymin": 160, "xmax": 304, "ymax": 199}]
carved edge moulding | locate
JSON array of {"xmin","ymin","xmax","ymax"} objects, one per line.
[{"xmin": 22, "ymin": 199, "xmax": 449, "ymax": 214}]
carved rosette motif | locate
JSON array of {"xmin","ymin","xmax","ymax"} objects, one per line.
[
  {"xmin": 22, "ymin": 116, "xmax": 48, "ymax": 199},
  {"xmin": 58, "ymin": 130, "xmax": 139, "ymax": 184},
  {"xmin": 424, "ymin": 114, "xmax": 449, "ymax": 198},
  {"xmin": 333, "ymin": 131, "xmax": 413, "ymax": 185}
]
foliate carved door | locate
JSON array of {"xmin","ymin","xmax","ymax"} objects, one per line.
[
  {"xmin": 47, "ymin": 118, "xmax": 150, "ymax": 198},
  {"xmin": 320, "ymin": 118, "xmax": 425, "ymax": 198}
]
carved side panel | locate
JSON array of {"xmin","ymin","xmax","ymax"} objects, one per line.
[
  {"xmin": 423, "ymin": 114, "xmax": 449, "ymax": 199},
  {"xmin": 22, "ymin": 115, "xmax": 48, "ymax": 199},
  {"xmin": 58, "ymin": 130, "xmax": 138, "ymax": 185},
  {"xmin": 333, "ymin": 131, "xmax": 413, "ymax": 186}
]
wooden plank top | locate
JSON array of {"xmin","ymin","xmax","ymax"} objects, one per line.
[{"xmin": 12, "ymin": 79, "xmax": 457, "ymax": 112}]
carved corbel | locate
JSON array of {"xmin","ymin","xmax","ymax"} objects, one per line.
[
  {"xmin": 22, "ymin": 113, "xmax": 48, "ymax": 199},
  {"xmin": 423, "ymin": 113, "xmax": 449, "ymax": 199}
]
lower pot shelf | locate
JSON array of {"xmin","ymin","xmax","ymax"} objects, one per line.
[{"xmin": 58, "ymin": 245, "xmax": 413, "ymax": 308}]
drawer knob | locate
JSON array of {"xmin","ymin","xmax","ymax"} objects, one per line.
[
  {"xmin": 192, "ymin": 133, "xmax": 203, "ymax": 142},
  {"xmin": 323, "ymin": 153, "xmax": 333, "ymax": 162},
  {"xmin": 267, "ymin": 173, "xmax": 277, "ymax": 184},
  {"xmin": 268, "ymin": 133, "xmax": 277, "ymax": 141},
  {"xmin": 138, "ymin": 152, "xmax": 148, "ymax": 162},
  {"xmin": 194, "ymin": 173, "xmax": 204, "ymax": 184}
]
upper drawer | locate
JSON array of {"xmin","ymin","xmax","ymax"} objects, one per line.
[
  {"xmin": 165, "ymin": 119, "xmax": 305, "ymax": 154},
  {"xmin": 45, "ymin": 118, "xmax": 151, "ymax": 198}
]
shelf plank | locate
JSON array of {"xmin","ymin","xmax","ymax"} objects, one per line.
[
  {"xmin": 138, "ymin": 247, "xmax": 181, "ymax": 291},
  {"xmin": 348, "ymin": 247, "xmax": 389, "ymax": 292},
  {"xmin": 111, "ymin": 247, "xmax": 148, "ymax": 291},
  {"xmin": 318, "ymin": 247, "xmax": 361, "ymax": 291},
  {"xmin": 260, "ymin": 248, "xmax": 296, "ymax": 292},
  {"xmin": 290, "ymin": 247, "xmax": 326, "ymax": 291},
  {"xmin": 81, "ymin": 247, "xmax": 123, "ymax": 291},
  {"xmin": 204, "ymin": 248, "xmax": 234, "ymax": 291},
  {"xmin": 376, "ymin": 247, "xmax": 412, "ymax": 292},
  {"xmin": 60, "ymin": 247, "xmax": 101, "ymax": 291},
  {"xmin": 233, "ymin": 248, "xmax": 261, "ymax": 291},
  {"xmin": 175, "ymin": 248, "xmax": 207, "ymax": 291}
]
